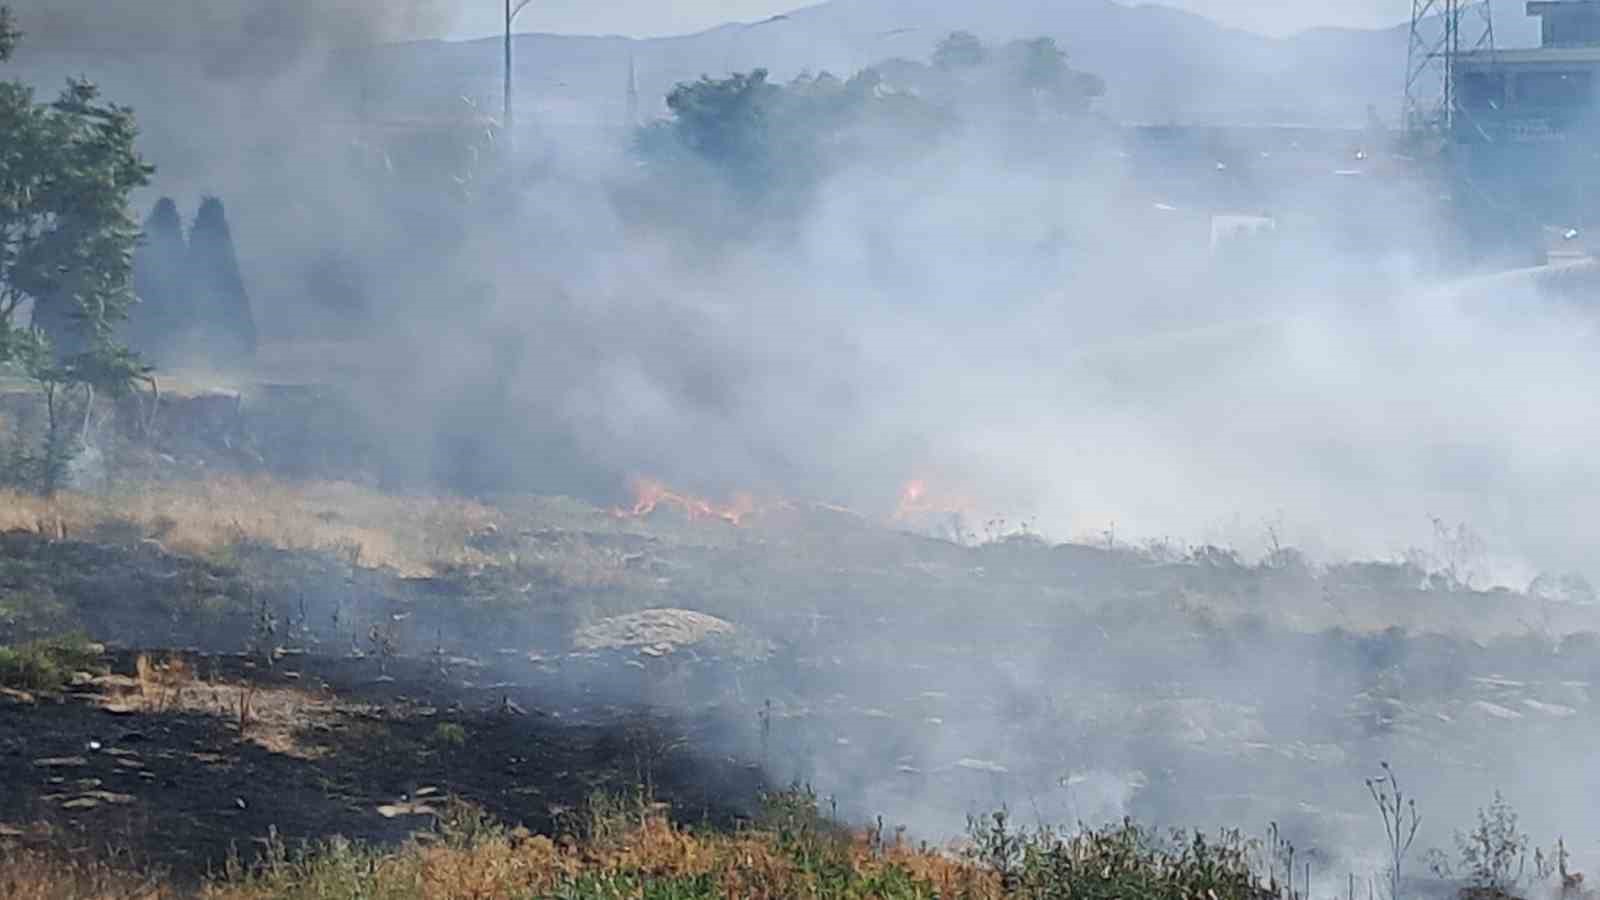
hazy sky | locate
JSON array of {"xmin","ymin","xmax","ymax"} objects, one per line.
[{"xmin": 449, "ymin": 1, "xmax": 1411, "ymax": 41}]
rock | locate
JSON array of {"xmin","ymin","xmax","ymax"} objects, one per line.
[
  {"xmin": 954, "ymin": 758, "xmax": 1009, "ymax": 774},
  {"xmin": 59, "ymin": 791, "xmax": 133, "ymax": 811},
  {"xmin": 377, "ymin": 801, "xmax": 437, "ymax": 819},
  {"xmin": 1522, "ymin": 698, "xmax": 1577, "ymax": 718},
  {"xmin": 33, "ymin": 756, "xmax": 88, "ymax": 769},
  {"xmin": 572, "ymin": 609, "xmax": 738, "ymax": 654},
  {"xmin": 1470, "ymin": 700, "xmax": 1523, "ymax": 721}
]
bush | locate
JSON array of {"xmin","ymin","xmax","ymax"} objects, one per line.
[
  {"xmin": 0, "ymin": 634, "xmax": 103, "ymax": 691},
  {"xmin": 967, "ymin": 811, "xmax": 1267, "ymax": 900},
  {"xmin": 432, "ymin": 722, "xmax": 468, "ymax": 749}
]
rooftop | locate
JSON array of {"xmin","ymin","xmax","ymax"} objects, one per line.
[{"xmin": 1456, "ymin": 45, "xmax": 1600, "ymax": 65}]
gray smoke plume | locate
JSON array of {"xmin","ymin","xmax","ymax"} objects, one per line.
[{"xmin": 5, "ymin": 0, "xmax": 456, "ymax": 76}]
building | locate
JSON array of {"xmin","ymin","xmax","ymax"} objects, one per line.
[
  {"xmin": 1447, "ymin": 2, "xmax": 1600, "ymax": 265},
  {"xmin": 1455, "ymin": 1, "xmax": 1600, "ymax": 141}
]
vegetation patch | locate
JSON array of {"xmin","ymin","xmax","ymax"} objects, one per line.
[{"xmin": 0, "ymin": 634, "xmax": 103, "ymax": 692}]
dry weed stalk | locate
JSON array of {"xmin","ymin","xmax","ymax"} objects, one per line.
[
  {"xmin": 1367, "ymin": 762, "xmax": 1420, "ymax": 900},
  {"xmin": 236, "ymin": 683, "xmax": 258, "ymax": 735},
  {"xmin": 134, "ymin": 653, "xmax": 194, "ymax": 714}
]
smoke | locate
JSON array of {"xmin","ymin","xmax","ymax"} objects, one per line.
[
  {"xmin": 14, "ymin": 3, "xmax": 1600, "ymax": 881},
  {"xmin": 4, "ymin": 1, "xmax": 455, "ymax": 57}
]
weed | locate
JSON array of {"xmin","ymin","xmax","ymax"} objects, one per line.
[
  {"xmin": 235, "ymin": 683, "xmax": 258, "ymax": 735},
  {"xmin": 366, "ymin": 617, "xmax": 400, "ymax": 676},
  {"xmin": 1429, "ymin": 792, "xmax": 1560, "ymax": 900},
  {"xmin": 432, "ymin": 722, "xmax": 468, "ymax": 749},
  {"xmin": 0, "ymin": 634, "xmax": 103, "ymax": 692},
  {"xmin": 1367, "ymin": 762, "xmax": 1421, "ymax": 900},
  {"xmin": 134, "ymin": 653, "xmax": 194, "ymax": 713}
]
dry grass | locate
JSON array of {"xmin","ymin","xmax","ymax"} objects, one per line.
[
  {"xmin": 0, "ymin": 848, "xmax": 170, "ymax": 900},
  {"xmin": 119, "ymin": 656, "xmax": 330, "ymax": 758},
  {"xmin": 0, "ymin": 796, "xmax": 1000, "ymax": 899},
  {"xmin": 0, "ymin": 477, "xmax": 501, "ymax": 576},
  {"xmin": 0, "ymin": 789, "xmax": 1284, "ymax": 900},
  {"xmin": 134, "ymin": 653, "xmax": 194, "ymax": 714},
  {"xmin": 192, "ymin": 804, "xmax": 1004, "ymax": 900}
]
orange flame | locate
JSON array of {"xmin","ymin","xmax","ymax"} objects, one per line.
[
  {"xmin": 615, "ymin": 476, "xmax": 977, "ymax": 530},
  {"xmin": 617, "ymin": 477, "xmax": 760, "ymax": 526},
  {"xmin": 893, "ymin": 478, "xmax": 975, "ymax": 522}
]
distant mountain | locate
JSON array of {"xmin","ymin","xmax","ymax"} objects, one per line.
[
  {"xmin": 355, "ymin": 0, "xmax": 1407, "ymax": 129},
  {"xmin": 8, "ymin": 0, "xmax": 1546, "ymax": 154},
  {"xmin": 346, "ymin": 0, "xmax": 1546, "ymax": 133}
]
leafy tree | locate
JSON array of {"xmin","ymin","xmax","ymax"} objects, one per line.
[
  {"xmin": 989, "ymin": 37, "xmax": 1106, "ymax": 117},
  {"xmin": 0, "ymin": 5, "xmax": 153, "ymax": 493},
  {"xmin": 0, "ymin": 7, "xmax": 15, "ymax": 60},
  {"xmin": 1019, "ymin": 37, "xmax": 1067, "ymax": 91},
  {"xmin": 660, "ymin": 69, "xmax": 782, "ymax": 189},
  {"xmin": 125, "ymin": 197, "xmax": 188, "ymax": 363},
  {"xmin": 934, "ymin": 30, "xmax": 988, "ymax": 71},
  {"xmin": 187, "ymin": 196, "xmax": 256, "ymax": 360},
  {"xmin": 636, "ymin": 66, "xmax": 950, "ymax": 226}
]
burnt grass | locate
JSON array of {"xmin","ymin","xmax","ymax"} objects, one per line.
[
  {"xmin": 0, "ymin": 648, "xmax": 764, "ymax": 884},
  {"xmin": 5, "ymin": 506, "xmax": 1600, "ymax": 881}
]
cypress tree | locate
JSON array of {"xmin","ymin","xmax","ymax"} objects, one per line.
[
  {"xmin": 187, "ymin": 196, "xmax": 256, "ymax": 361},
  {"xmin": 125, "ymin": 197, "xmax": 188, "ymax": 363}
]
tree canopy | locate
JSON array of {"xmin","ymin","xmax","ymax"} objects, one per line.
[
  {"xmin": 632, "ymin": 31, "xmax": 1106, "ymax": 227},
  {"xmin": 0, "ymin": 6, "xmax": 151, "ymax": 383},
  {"xmin": 188, "ymin": 196, "xmax": 257, "ymax": 360},
  {"xmin": 0, "ymin": 4, "xmax": 152, "ymax": 492},
  {"xmin": 934, "ymin": 30, "xmax": 988, "ymax": 71},
  {"xmin": 125, "ymin": 197, "xmax": 188, "ymax": 363}
]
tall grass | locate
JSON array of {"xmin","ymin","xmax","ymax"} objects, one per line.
[{"xmin": 0, "ymin": 791, "xmax": 1281, "ymax": 900}]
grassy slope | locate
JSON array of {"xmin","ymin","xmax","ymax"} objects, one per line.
[{"xmin": 3, "ymin": 788, "xmax": 1277, "ymax": 900}]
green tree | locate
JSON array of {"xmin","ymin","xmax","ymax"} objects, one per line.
[
  {"xmin": 0, "ymin": 5, "xmax": 153, "ymax": 493},
  {"xmin": 1001, "ymin": 37, "xmax": 1106, "ymax": 115},
  {"xmin": 661, "ymin": 69, "xmax": 782, "ymax": 188},
  {"xmin": 187, "ymin": 196, "xmax": 256, "ymax": 360},
  {"xmin": 933, "ymin": 31, "xmax": 988, "ymax": 71},
  {"xmin": 125, "ymin": 197, "xmax": 188, "ymax": 363}
]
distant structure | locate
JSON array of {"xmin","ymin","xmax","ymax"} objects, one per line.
[
  {"xmin": 1446, "ymin": 2, "xmax": 1600, "ymax": 264},
  {"xmin": 1405, "ymin": 0, "xmax": 1497, "ymax": 136},
  {"xmin": 1453, "ymin": 1, "xmax": 1600, "ymax": 141}
]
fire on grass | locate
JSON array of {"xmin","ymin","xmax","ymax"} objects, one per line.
[{"xmin": 613, "ymin": 475, "xmax": 980, "ymax": 531}]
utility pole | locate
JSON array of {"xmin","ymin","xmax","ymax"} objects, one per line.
[
  {"xmin": 504, "ymin": 0, "xmax": 534, "ymax": 146},
  {"xmin": 1405, "ymin": 0, "xmax": 1495, "ymax": 136}
]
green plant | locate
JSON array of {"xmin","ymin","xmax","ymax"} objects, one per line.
[
  {"xmin": 0, "ymin": 633, "xmax": 102, "ymax": 691},
  {"xmin": 966, "ymin": 815, "xmax": 1268, "ymax": 900},
  {"xmin": 0, "ymin": 12, "xmax": 154, "ymax": 496},
  {"xmin": 1461, "ymin": 793, "xmax": 1528, "ymax": 893},
  {"xmin": 432, "ymin": 722, "xmax": 468, "ymax": 749},
  {"xmin": 1429, "ymin": 793, "xmax": 1548, "ymax": 899}
]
